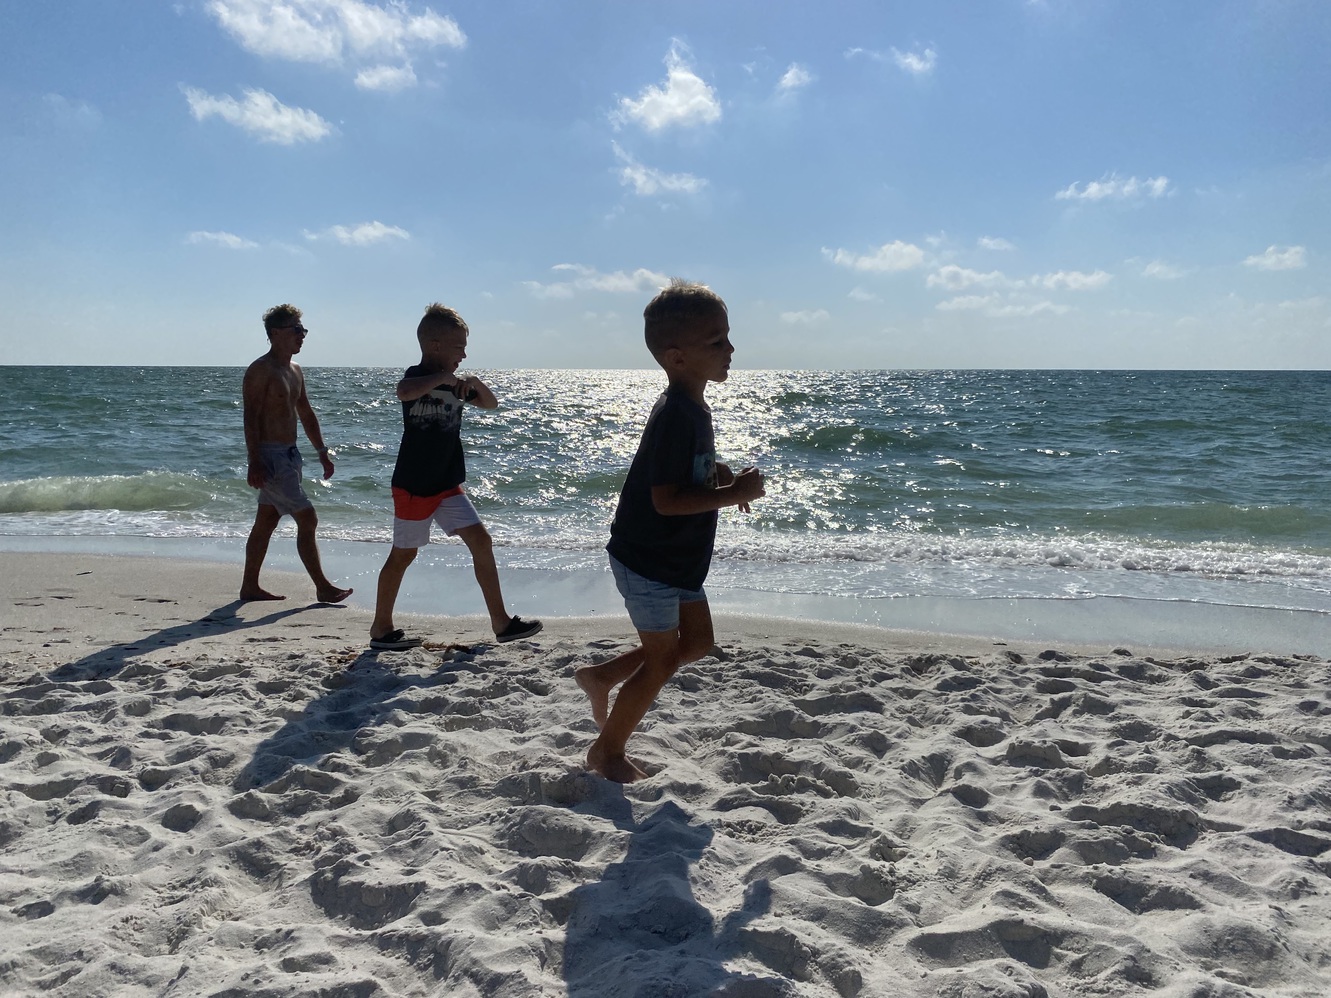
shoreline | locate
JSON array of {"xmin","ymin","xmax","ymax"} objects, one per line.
[{"xmin": 2, "ymin": 536, "xmax": 1329, "ymax": 657}]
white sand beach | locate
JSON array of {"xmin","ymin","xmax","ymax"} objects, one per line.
[{"xmin": 3, "ymin": 551, "xmax": 1329, "ymax": 997}]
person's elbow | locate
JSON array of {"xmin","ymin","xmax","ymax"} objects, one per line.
[{"xmin": 651, "ymin": 486, "xmax": 688, "ymax": 516}]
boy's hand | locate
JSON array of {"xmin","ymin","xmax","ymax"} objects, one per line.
[
  {"xmin": 319, "ymin": 450, "xmax": 335, "ymax": 480},
  {"xmin": 732, "ymin": 466, "xmax": 764, "ymax": 512},
  {"xmin": 453, "ymin": 376, "xmax": 480, "ymax": 402},
  {"xmin": 247, "ymin": 459, "xmax": 265, "ymax": 490}
]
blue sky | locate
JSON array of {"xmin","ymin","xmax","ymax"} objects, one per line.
[{"xmin": 1, "ymin": 0, "xmax": 1328, "ymax": 369}]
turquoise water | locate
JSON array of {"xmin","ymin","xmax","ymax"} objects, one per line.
[{"xmin": 2, "ymin": 366, "xmax": 1330, "ymax": 614}]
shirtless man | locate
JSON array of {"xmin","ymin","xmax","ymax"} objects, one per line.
[{"xmin": 239, "ymin": 304, "xmax": 353, "ymax": 604}]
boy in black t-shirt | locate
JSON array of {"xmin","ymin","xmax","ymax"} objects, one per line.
[
  {"xmin": 368, "ymin": 304, "xmax": 541, "ymax": 650},
  {"xmin": 577, "ymin": 280, "xmax": 765, "ymax": 783}
]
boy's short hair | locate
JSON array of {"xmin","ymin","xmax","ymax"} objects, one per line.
[
  {"xmin": 418, "ymin": 302, "xmax": 469, "ymax": 339},
  {"xmin": 643, "ymin": 279, "xmax": 727, "ymax": 358},
  {"xmin": 262, "ymin": 303, "xmax": 302, "ymax": 336}
]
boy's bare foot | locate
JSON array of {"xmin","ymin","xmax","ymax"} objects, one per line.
[
  {"xmin": 586, "ymin": 742, "xmax": 649, "ymax": 783},
  {"xmin": 316, "ymin": 586, "xmax": 354, "ymax": 604},
  {"xmin": 575, "ymin": 667, "xmax": 613, "ymax": 729},
  {"xmin": 240, "ymin": 588, "xmax": 286, "ymax": 602}
]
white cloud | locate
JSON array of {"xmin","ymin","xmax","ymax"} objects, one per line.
[
  {"xmin": 780, "ymin": 309, "xmax": 831, "ymax": 325},
  {"xmin": 1034, "ymin": 269, "xmax": 1113, "ymax": 291},
  {"xmin": 614, "ymin": 40, "xmax": 721, "ymax": 132},
  {"xmin": 305, "ymin": 221, "xmax": 410, "ymax": 245},
  {"xmin": 848, "ymin": 287, "xmax": 880, "ymax": 302},
  {"xmin": 892, "ymin": 46, "xmax": 937, "ymax": 76},
  {"xmin": 1243, "ymin": 245, "xmax": 1307, "ymax": 271},
  {"xmin": 936, "ymin": 295, "xmax": 1068, "ymax": 317},
  {"xmin": 822, "ymin": 241, "xmax": 926, "ymax": 273},
  {"xmin": 776, "ymin": 63, "xmax": 814, "ymax": 94},
  {"xmin": 1056, "ymin": 174, "xmax": 1172, "ymax": 201},
  {"xmin": 1142, "ymin": 259, "xmax": 1186, "ymax": 280},
  {"xmin": 186, "ymin": 230, "xmax": 260, "ymax": 250},
  {"xmin": 206, "ymin": 0, "xmax": 464, "ymax": 67},
  {"xmin": 612, "ymin": 142, "xmax": 707, "ymax": 197},
  {"xmin": 524, "ymin": 264, "xmax": 670, "ymax": 299},
  {"xmin": 183, "ymin": 86, "xmax": 332, "ymax": 144},
  {"xmin": 978, "ymin": 236, "xmax": 1015, "ymax": 251},
  {"xmin": 927, "ymin": 265, "xmax": 1009, "ymax": 291},
  {"xmin": 355, "ymin": 63, "xmax": 417, "ymax": 91}
]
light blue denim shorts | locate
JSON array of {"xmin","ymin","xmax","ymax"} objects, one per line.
[{"xmin": 608, "ymin": 554, "xmax": 707, "ymax": 633}]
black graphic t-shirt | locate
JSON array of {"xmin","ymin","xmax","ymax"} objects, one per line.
[
  {"xmin": 607, "ymin": 389, "xmax": 718, "ymax": 591},
  {"xmin": 390, "ymin": 365, "xmax": 467, "ymax": 497}
]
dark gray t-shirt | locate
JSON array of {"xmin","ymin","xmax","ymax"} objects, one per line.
[
  {"xmin": 390, "ymin": 365, "xmax": 467, "ymax": 497},
  {"xmin": 607, "ymin": 389, "xmax": 718, "ymax": 590}
]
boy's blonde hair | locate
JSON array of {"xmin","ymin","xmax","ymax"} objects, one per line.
[
  {"xmin": 262, "ymin": 303, "xmax": 302, "ymax": 335},
  {"xmin": 418, "ymin": 302, "xmax": 469, "ymax": 339},
  {"xmin": 643, "ymin": 279, "xmax": 727, "ymax": 358}
]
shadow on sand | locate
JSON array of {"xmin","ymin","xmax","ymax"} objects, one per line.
[
  {"xmin": 563, "ymin": 796, "xmax": 784, "ymax": 997},
  {"xmin": 47, "ymin": 599, "xmax": 335, "ymax": 681}
]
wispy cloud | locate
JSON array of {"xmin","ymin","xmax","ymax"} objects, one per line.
[
  {"xmin": 1034, "ymin": 269, "xmax": 1113, "ymax": 291},
  {"xmin": 978, "ymin": 236, "xmax": 1015, "ymax": 251},
  {"xmin": 822, "ymin": 241, "xmax": 926, "ymax": 273},
  {"xmin": 614, "ymin": 40, "xmax": 721, "ymax": 132},
  {"xmin": 186, "ymin": 230, "xmax": 260, "ymax": 250},
  {"xmin": 892, "ymin": 46, "xmax": 937, "ymax": 76},
  {"xmin": 523, "ymin": 263, "xmax": 670, "ymax": 299},
  {"xmin": 206, "ymin": 0, "xmax": 464, "ymax": 89},
  {"xmin": 183, "ymin": 86, "xmax": 332, "ymax": 144},
  {"xmin": 1056, "ymin": 174, "xmax": 1172, "ymax": 201},
  {"xmin": 1243, "ymin": 245, "xmax": 1307, "ymax": 271},
  {"xmin": 927, "ymin": 266, "xmax": 1009, "ymax": 291},
  {"xmin": 780, "ymin": 309, "xmax": 830, "ymax": 325},
  {"xmin": 305, "ymin": 221, "xmax": 410, "ymax": 245},
  {"xmin": 845, "ymin": 45, "xmax": 937, "ymax": 77},
  {"xmin": 42, "ymin": 93, "xmax": 102, "ymax": 128},
  {"xmin": 848, "ymin": 287, "xmax": 880, "ymax": 302},
  {"xmin": 612, "ymin": 143, "xmax": 707, "ymax": 197},
  {"xmin": 936, "ymin": 295, "xmax": 1068, "ymax": 317},
  {"xmin": 1142, "ymin": 259, "xmax": 1187, "ymax": 280},
  {"xmin": 776, "ymin": 63, "xmax": 814, "ymax": 95},
  {"xmin": 355, "ymin": 63, "xmax": 417, "ymax": 92}
]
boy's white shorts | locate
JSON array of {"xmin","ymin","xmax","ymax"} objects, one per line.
[{"xmin": 391, "ymin": 486, "xmax": 482, "ymax": 548}]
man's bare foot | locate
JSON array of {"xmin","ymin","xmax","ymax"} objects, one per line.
[
  {"xmin": 316, "ymin": 586, "xmax": 353, "ymax": 604},
  {"xmin": 586, "ymin": 742, "xmax": 649, "ymax": 783},
  {"xmin": 240, "ymin": 588, "xmax": 286, "ymax": 602},
  {"xmin": 575, "ymin": 667, "xmax": 613, "ymax": 729}
]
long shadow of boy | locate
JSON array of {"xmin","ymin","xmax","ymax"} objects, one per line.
[
  {"xmin": 48, "ymin": 600, "xmax": 317, "ymax": 681},
  {"xmin": 563, "ymin": 798, "xmax": 781, "ymax": 996}
]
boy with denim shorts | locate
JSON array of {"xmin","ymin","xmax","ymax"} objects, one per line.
[
  {"xmin": 368, "ymin": 304, "xmax": 541, "ymax": 650},
  {"xmin": 576, "ymin": 280, "xmax": 765, "ymax": 783}
]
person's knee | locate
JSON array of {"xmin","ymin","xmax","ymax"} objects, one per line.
[
  {"xmin": 386, "ymin": 546, "xmax": 417, "ymax": 569},
  {"xmin": 460, "ymin": 523, "xmax": 492, "ymax": 552},
  {"xmin": 294, "ymin": 507, "xmax": 319, "ymax": 532},
  {"xmin": 679, "ymin": 632, "xmax": 714, "ymax": 665}
]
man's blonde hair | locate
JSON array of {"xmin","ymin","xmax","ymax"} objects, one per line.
[
  {"xmin": 643, "ymin": 279, "xmax": 727, "ymax": 358},
  {"xmin": 417, "ymin": 302, "xmax": 469, "ymax": 339}
]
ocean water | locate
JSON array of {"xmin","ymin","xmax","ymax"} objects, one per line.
[{"xmin": 3, "ymin": 366, "xmax": 1331, "ymax": 622}]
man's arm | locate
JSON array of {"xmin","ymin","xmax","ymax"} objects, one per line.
[
  {"xmin": 293, "ymin": 366, "xmax": 335, "ymax": 480},
  {"xmin": 242, "ymin": 364, "xmax": 268, "ymax": 489}
]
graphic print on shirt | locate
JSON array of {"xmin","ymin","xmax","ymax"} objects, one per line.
[
  {"xmin": 406, "ymin": 387, "xmax": 463, "ymax": 433},
  {"xmin": 693, "ymin": 451, "xmax": 717, "ymax": 489}
]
